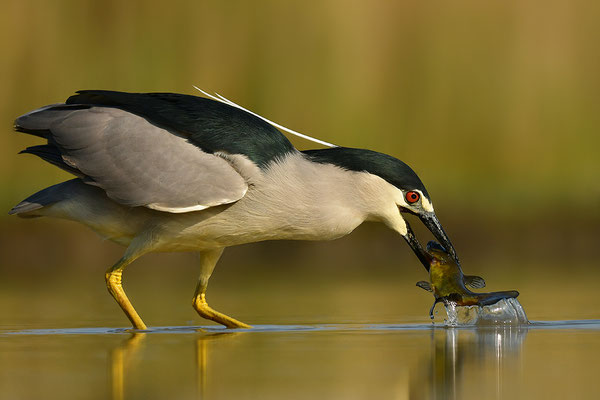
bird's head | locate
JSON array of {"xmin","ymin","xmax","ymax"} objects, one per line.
[
  {"xmin": 303, "ymin": 147, "xmax": 459, "ymax": 270},
  {"xmin": 389, "ymin": 179, "xmax": 458, "ymax": 270}
]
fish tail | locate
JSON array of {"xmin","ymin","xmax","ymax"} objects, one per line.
[{"xmin": 476, "ymin": 290, "xmax": 519, "ymax": 306}]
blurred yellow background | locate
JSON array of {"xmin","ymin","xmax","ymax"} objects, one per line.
[
  {"xmin": 2, "ymin": 2, "xmax": 600, "ymax": 399},
  {"xmin": 1, "ymin": 0, "xmax": 599, "ymax": 328}
]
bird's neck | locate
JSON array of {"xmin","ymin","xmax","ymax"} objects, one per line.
[
  {"xmin": 179, "ymin": 152, "xmax": 406, "ymax": 246},
  {"xmin": 240, "ymin": 153, "xmax": 400, "ymax": 240}
]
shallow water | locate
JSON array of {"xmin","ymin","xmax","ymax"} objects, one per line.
[
  {"xmin": 2, "ymin": 226, "xmax": 600, "ymax": 399},
  {"xmin": 2, "ymin": 320, "xmax": 600, "ymax": 400}
]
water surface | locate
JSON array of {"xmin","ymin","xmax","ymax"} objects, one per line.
[{"xmin": 2, "ymin": 320, "xmax": 599, "ymax": 400}]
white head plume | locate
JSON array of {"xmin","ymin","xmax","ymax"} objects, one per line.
[{"xmin": 193, "ymin": 86, "xmax": 337, "ymax": 148}]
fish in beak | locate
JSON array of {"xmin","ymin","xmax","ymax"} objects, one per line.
[
  {"xmin": 416, "ymin": 241, "xmax": 519, "ymax": 319},
  {"xmin": 419, "ymin": 212, "xmax": 459, "ymax": 264},
  {"xmin": 402, "ymin": 211, "xmax": 459, "ymax": 271}
]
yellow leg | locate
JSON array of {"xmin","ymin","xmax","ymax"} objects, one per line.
[
  {"xmin": 192, "ymin": 293, "xmax": 251, "ymax": 329},
  {"xmin": 192, "ymin": 249, "xmax": 251, "ymax": 329},
  {"xmin": 106, "ymin": 256, "xmax": 147, "ymax": 330}
]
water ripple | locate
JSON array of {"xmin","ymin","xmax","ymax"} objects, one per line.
[{"xmin": 2, "ymin": 320, "xmax": 599, "ymax": 336}]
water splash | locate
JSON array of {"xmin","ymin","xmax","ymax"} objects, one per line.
[{"xmin": 444, "ymin": 298, "xmax": 529, "ymax": 326}]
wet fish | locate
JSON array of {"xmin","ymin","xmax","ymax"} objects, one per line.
[{"xmin": 417, "ymin": 241, "xmax": 520, "ymax": 319}]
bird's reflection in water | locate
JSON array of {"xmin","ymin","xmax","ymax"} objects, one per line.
[
  {"xmin": 412, "ymin": 326, "xmax": 528, "ymax": 400},
  {"xmin": 108, "ymin": 329, "xmax": 240, "ymax": 400},
  {"xmin": 195, "ymin": 331, "xmax": 242, "ymax": 399},
  {"xmin": 106, "ymin": 325, "xmax": 528, "ymax": 399},
  {"xmin": 110, "ymin": 333, "xmax": 147, "ymax": 400}
]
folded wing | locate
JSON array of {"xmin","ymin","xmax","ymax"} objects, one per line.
[{"xmin": 16, "ymin": 105, "xmax": 248, "ymax": 213}]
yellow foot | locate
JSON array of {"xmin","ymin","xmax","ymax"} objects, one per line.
[
  {"xmin": 192, "ymin": 294, "xmax": 252, "ymax": 329},
  {"xmin": 106, "ymin": 269, "xmax": 148, "ymax": 330}
]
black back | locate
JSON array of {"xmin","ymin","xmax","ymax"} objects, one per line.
[
  {"xmin": 303, "ymin": 147, "xmax": 429, "ymax": 197},
  {"xmin": 66, "ymin": 90, "xmax": 296, "ymax": 168}
]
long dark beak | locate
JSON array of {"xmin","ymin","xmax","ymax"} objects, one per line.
[
  {"xmin": 419, "ymin": 212, "xmax": 459, "ymax": 264},
  {"xmin": 403, "ymin": 223, "xmax": 433, "ymax": 271}
]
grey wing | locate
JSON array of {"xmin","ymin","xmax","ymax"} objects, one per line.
[{"xmin": 16, "ymin": 106, "xmax": 248, "ymax": 212}]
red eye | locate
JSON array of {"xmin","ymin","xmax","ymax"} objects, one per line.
[{"xmin": 406, "ymin": 191, "xmax": 420, "ymax": 204}]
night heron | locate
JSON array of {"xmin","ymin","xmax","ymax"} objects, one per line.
[{"xmin": 10, "ymin": 89, "xmax": 470, "ymax": 330}]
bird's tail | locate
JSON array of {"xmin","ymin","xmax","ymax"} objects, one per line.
[{"xmin": 9, "ymin": 179, "xmax": 81, "ymax": 218}]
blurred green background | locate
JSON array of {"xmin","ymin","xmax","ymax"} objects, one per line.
[{"xmin": 1, "ymin": 0, "xmax": 599, "ymax": 329}]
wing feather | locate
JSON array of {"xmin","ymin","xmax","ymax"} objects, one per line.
[{"xmin": 16, "ymin": 106, "xmax": 248, "ymax": 212}]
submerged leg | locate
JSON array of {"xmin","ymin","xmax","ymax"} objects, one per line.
[
  {"xmin": 192, "ymin": 248, "xmax": 251, "ymax": 329},
  {"xmin": 106, "ymin": 244, "xmax": 149, "ymax": 330}
]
